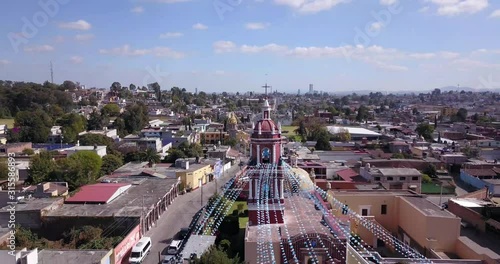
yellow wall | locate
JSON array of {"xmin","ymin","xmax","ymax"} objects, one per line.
[{"xmin": 176, "ymin": 165, "xmax": 213, "ymax": 190}]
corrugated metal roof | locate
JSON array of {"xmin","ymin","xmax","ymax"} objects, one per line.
[{"xmin": 65, "ymin": 183, "xmax": 130, "ymax": 204}]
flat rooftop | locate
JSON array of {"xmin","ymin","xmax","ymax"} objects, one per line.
[
  {"xmin": 38, "ymin": 249, "xmax": 111, "ymax": 264},
  {"xmin": 0, "ymin": 198, "xmax": 63, "ymax": 213},
  {"xmin": 46, "ymin": 177, "xmax": 178, "ymax": 217},
  {"xmin": 180, "ymin": 235, "xmax": 216, "ymax": 260},
  {"xmin": 377, "ymin": 168, "xmax": 422, "ymax": 176},
  {"xmin": 401, "ymin": 196, "xmax": 457, "ymax": 218}
]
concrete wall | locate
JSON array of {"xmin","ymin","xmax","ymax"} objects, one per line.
[
  {"xmin": 398, "ymin": 197, "xmax": 460, "ymax": 253},
  {"xmin": 455, "ymin": 236, "xmax": 500, "ymax": 264},
  {"xmin": 447, "ymin": 200, "xmax": 486, "ymax": 231}
]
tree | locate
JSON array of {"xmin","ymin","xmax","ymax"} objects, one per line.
[
  {"xmin": 294, "ymin": 120, "xmax": 307, "ymax": 140},
  {"xmin": 61, "ymin": 80, "xmax": 77, "ymax": 91},
  {"xmin": 57, "ymin": 113, "xmax": 87, "ymax": 143},
  {"xmin": 191, "ymin": 245, "xmax": 240, "ymax": 264},
  {"xmin": 143, "ymin": 148, "xmax": 161, "ymax": 167},
  {"xmin": 163, "ymin": 149, "xmax": 187, "ymax": 163},
  {"xmin": 332, "ymin": 128, "xmax": 351, "ymax": 142},
  {"xmin": 415, "ymin": 123, "xmax": 434, "ymax": 141},
  {"xmin": 462, "ymin": 145, "xmax": 480, "ymax": 159},
  {"xmin": 391, "ymin": 153, "xmax": 405, "ymax": 159},
  {"xmin": 423, "ymin": 164, "xmax": 437, "ymax": 177},
  {"xmin": 100, "ymin": 154, "xmax": 123, "ymax": 175},
  {"xmin": 110, "ymin": 82, "xmax": 121, "ymax": 95},
  {"xmin": 57, "ymin": 151, "xmax": 102, "ymax": 190},
  {"xmin": 129, "ymin": 84, "xmax": 136, "ymax": 91},
  {"xmin": 87, "ymin": 110, "xmax": 108, "ymax": 131},
  {"xmin": 121, "ymin": 103, "xmax": 149, "ymax": 134},
  {"xmin": 0, "ymin": 160, "xmax": 8, "ymax": 180},
  {"xmin": 422, "ymin": 174, "xmax": 432, "ymax": 184},
  {"xmin": 13, "ymin": 110, "xmax": 53, "ymax": 143},
  {"xmin": 455, "ymin": 108, "xmax": 468, "ymax": 122},
  {"xmin": 315, "ymin": 130, "xmax": 332, "ymax": 151},
  {"xmin": 28, "ymin": 152, "xmax": 56, "ymax": 184},
  {"xmin": 356, "ymin": 105, "xmax": 370, "ymax": 122},
  {"xmin": 101, "ymin": 104, "xmax": 121, "ymax": 117},
  {"xmin": 22, "ymin": 148, "xmax": 35, "ymax": 155}
]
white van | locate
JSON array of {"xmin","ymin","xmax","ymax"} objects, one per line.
[
  {"xmin": 167, "ymin": 240, "xmax": 182, "ymax": 255},
  {"xmin": 129, "ymin": 237, "xmax": 152, "ymax": 264}
]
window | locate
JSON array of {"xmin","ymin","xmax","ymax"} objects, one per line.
[
  {"xmin": 374, "ymin": 177, "xmax": 381, "ymax": 181},
  {"xmin": 387, "ymin": 177, "xmax": 393, "ymax": 181},
  {"xmin": 381, "ymin": 204, "xmax": 387, "ymax": 215},
  {"xmin": 362, "ymin": 209, "xmax": 368, "ymax": 216},
  {"xmin": 412, "ymin": 176, "xmax": 419, "ymax": 181},
  {"xmin": 400, "ymin": 177, "xmax": 406, "ymax": 181}
]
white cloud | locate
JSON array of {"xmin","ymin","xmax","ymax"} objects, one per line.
[
  {"xmin": 131, "ymin": 6, "xmax": 144, "ymax": 13},
  {"xmin": 418, "ymin": 6, "xmax": 430, "ymax": 13},
  {"xmin": 213, "ymin": 41, "xmax": 236, "ymax": 53},
  {"xmin": 58, "ymin": 20, "xmax": 92, "ymax": 30},
  {"xmin": 0, "ymin": 60, "xmax": 10, "ymax": 65},
  {"xmin": 159, "ymin": 32, "xmax": 183, "ymax": 38},
  {"xmin": 99, "ymin": 45, "xmax": 184, "ymax": 58},
  {"xmin": 439, "ymin": 51, "xmax": 460, "ymax": 59},
  {"xmin": 409, "ymin": 52, "xmax": 436, "ymax": 59},
  {"xmin": 151, "ymin": 47, "xmax": 185, "ymax": 58},
  {"xmin": 370, "ymin": 22, "xmax": 384, "ymax": 31},
  {"xmin": 215, "ymin": 70, "xmax": 225, "ymax": 75},
  {"xmin": 192, "ymin": 23, "xmax": 208, "ymax": 30},
  {"xmin": 245, "ymin": 22, "xmax": 270, "ymax": 30},
  {"xmin": 424, "ymin": 0, "xmax": 489, "ymax": 16},
  {"xmin": 489, "ymin": 9, "xmax": 500, "ymax": 18},
  {"xmin": 74, "ymin": 34, "xmax": 95, "ymax": 41},
  {"xmin": 24, "ymin": 45, "xmax": 54, "ymax": 53},
  {"xmin": 380, "ymin": 0, "xmax": 398, "ymax": 6},
  {"xmin": 69, "ymin": 56, "xmax": 84, "ymax": 64},
  {"xmin": 241, "ymin": 43, "xmax": 288, "ymax": 54},
  {"xmin": 273, "ymin": 0, "xmax": 350, "ymax": 14}
]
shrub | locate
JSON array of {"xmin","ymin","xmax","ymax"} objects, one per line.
[{"xmin": 422, "ymin": 174, "xmax": 432, "ymax": 183}]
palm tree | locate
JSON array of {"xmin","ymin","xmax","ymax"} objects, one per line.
[{"xmin": 144, "ymin": 148, "xmax": 161, "ymax": 167}]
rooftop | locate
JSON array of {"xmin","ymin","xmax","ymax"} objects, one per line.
[
  {"xmin": 377, "ymin": 168, "xmax": 422, "ymax": 176},
  {"xmin": 401, "ymin": 196, "xmax": 457, "ymax": 218},
  {"xmin": 46, "ymin": 178, "xmax": 178, "ymax": 217},
  {"xmin": 327, "ymin": 126, "xmax": 381, "ymax": 136},
  {"xmin": 65, "ymin": 183, "xmax": 131, "ymax": 204},
  {"xmin": 38, "ymin": 249, "xmax": 111, "ymax": 264},
  {"xmin": 180, "ymin": 235, "xmax": 216, "ymax": 260}
]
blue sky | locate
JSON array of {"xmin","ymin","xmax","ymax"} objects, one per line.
[{"xmin": 1, "ymin": 0, "xmax": 500, "ymax": 93}]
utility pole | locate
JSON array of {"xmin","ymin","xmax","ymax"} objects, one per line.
[{"xmin": 200, "ymin": 178, "xmax": 203, "ymax": 207}]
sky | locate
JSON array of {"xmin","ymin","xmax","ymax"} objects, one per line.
[{"xmin": 1, "ymin": 0, "xmax": 500, "ymax": 93}]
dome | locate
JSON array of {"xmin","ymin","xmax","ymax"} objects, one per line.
[
  {"xmin": 228, "ymin": 113, "xmax": 238, "ymax": 125},
  {"xmin": 254, "ymin": 119, "xmax": 277, "ymax": 133}
]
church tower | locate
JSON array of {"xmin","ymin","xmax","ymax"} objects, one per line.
[{"xmin": 247, "ymin": 99, "xmax": 284, "ymax": 225}]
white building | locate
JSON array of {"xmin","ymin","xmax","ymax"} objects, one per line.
[{"xmin": 63, "ymin": 142, "xmax": 107, "ymax": 158}]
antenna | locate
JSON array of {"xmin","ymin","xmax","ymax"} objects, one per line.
[{"xmin": 50, "ymin": 61, "xmax": 54, "ymax": 83}]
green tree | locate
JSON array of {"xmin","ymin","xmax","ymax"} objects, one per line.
[
  {"xmin": 356, "ymin": 105, "xmax": 370, "ymax": 122},
  {"xmin": 100, "ymin": 154, "xmax": 123, "ymax": 175},
  {"xmin": 101, "ymin": 104, "xmax": 121, "ymax": 117},
  {"xmin": 0, "ymin": 160, "xmax": 8, "ymax": 180},
  {"xmin": 121, "ymin": 103, "xmax": 149, "ymax": 134},
  {"xmin": 22, "ymin": 148, "xmax": 35, "ymax": 155},
  {"xmin": 422, "ymin": 174, "xmax": 432, "ymax": 184},
  {"xmin": 164, "ymin": 149, "xmax": 187, "ymax": 163},
  {"xmin": 28, "ymin": 151, "xmax": 56, "ymax": 184},
  {"xmin": 57, "ymin": 113, "xmax": 87, "ymax": 143},
  {"xmin": 423, "ymin": 164, "xmax": 437, "ymax": 177},
  {"xmin": 294, "ymin": 120, "xmax": 307, "ymax": 140},
  {"xmin": 391, "ymin": 153, "xmax": 405, "ymax": 159},
  {"xmin": 455, "ymin": 108, "xmax": 468, "ymax": 122},
  {"xmin": 416, "ymin": 123, "xmax": 434, "ymax": 141},
  {"xmin": 87, "ymin": 110, "xmax": 108, "ymax": 131},
  {"xmin": 332, "ymin": 128, "xmax": 351, "ymax": 142},
  {"xmin": 186, "ymin": 143, "xmax": 203, "ymax": 158},
  {"xmin": 143, "ymin": 148, "xmax": 161, "ymax": 167},
  {"xmin": 14, "ymin": 110, "xmax": 53, "ymax": 143},
  {"xmin": 315, "ymin": 130, "xmax": 332, "ymax": 151},
  {"xmin": 57, "ymin": 151, "xmax": 102, "ymax": 190},
  {"xmin": 62, "ymin": 80, "xmax": 77, "ymax": 91},
  {"xmin": 462, "ymin": 145, "xmax": 480, "ymax": 159}
]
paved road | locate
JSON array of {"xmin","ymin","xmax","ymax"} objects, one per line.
[{"xmin": 142, "ymin": 162, "xmax": 245, "ymax": 264}]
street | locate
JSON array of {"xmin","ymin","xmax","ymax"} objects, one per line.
[{"xmin": 142, "ymin": 162, "xmax": 244, "ymax": 264}]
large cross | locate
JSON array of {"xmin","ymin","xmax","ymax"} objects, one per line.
[{"xmin": 262, "ymin": 83, "xmax": 272, "ymax": 95}]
